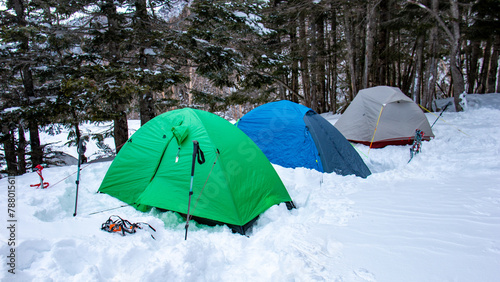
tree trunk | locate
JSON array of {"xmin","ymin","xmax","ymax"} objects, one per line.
[
  {"xmin": 401, "ymin": 39, "xmax": 416, "ymax": 95},
  {"xmin": 309, "ymin": 19, "xmax": 318, "ymax": 112},
  {"xmin": 103, "ymin": 0, "xmax": 129, "ymax": 149},
  {"xmin": 114, "ymin": 109, "xmax": 129, "ymax": 154},
  {"xmin": 410, "ymin": 0, "xmax": 464, "ymax": 110},
  {"xmin": 344, "ymin": 8, "xmax": 357, "ymax": 101},
  {"xmin": 299, "ymin": 12, "xmax": 311, "ymax": 107},
  {"xmin": 362, "ymin": 1, "xmax": 377, "ymax": 89},
  {"xmin": 275, "ymin": 33, "xmax": 288, "ymax": 101},
  {"xmin": 17, "ymin": 125, "xmax": 27, "ymax": 175},
  {"xmin": 395, "ymin": 31, "xmax": 401, "ymax": 88},
  {"xmin": 497, "ymin": 55, "xmax": 500, "ymax": 93},
  {"xmin": 412, "ymin": 34, "xmax": 424, "ymax": 104},
  {"xmin": 2, "ymin": 125, "xmax": 18, "ymax": 176},
  {"xmin": 450, "ymin": 0, "xmax": 464, "ymax": 111},
  {"xmin": 28, "ymin": 121, "xmax": 43, "ymax": 167},
  {"xmin": 24, "ymin": 63, "xmax": 43, "ymax": 167},
  {"xmin": 14, "ymin": 0, "xmax": 43, "ymax": 168},
  {"xmin": 375, "ymin": 0, "xmax": 389, "ymax": 86},
  {"xmin": 138, "ymin": 42, "xmax": 155, "ymax": 125},
  {"xmin": 140, "ymin": 90, "xmax": 155, "ymax": 126},
  {"xmin": 467, "ymin": 40, "xmax": 481, "ymax": 94},
  {"xmin": 316, "ymin": 14, "xmax": 327, "ymax": 113},
  {"xmin": 354, "ymin": 12, "xmax": 364, "ymax": 93},
  {"xmin": 477, "ymin": 38, "xmax": 492, "ymax": 94},
  {"xmin": 104, "ymin": 0, "xmax": 120, "ymax": 61},
  {"xmin": 423, "ymin": 0, "xmax": 439, "ymax": 109},
  {"xmin": 487, "ymin": 35, "xmax": 499, "ymax": 93},
  {"xmin": 136, "ymin": 0, "xmax": 156, "ymax": 125},
  {"xmin": 329, "ymin": 4, "xmax": 338, "ymax": 113},
  {"xmin": 290, "ymin": 30, "xmax": 299, "ymax": 103}
]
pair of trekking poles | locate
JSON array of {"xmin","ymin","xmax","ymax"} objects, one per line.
[{"xmin": 72, "ymin": 137, "xmax": 205, "ymax": 241}]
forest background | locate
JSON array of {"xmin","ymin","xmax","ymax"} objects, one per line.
[{"xmin": 1, "ymin": 0, "xmax": 499, "ymax": 176}]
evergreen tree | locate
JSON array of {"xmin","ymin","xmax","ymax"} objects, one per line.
[
  {"xmin": 64, "ymin": 1, "xmax": 191, "ymax": 151},
  {"xmin": 184, "ymin": 0, "xmax": 289, "ymax": 110},
  {"xmin": 467, "ymin": 0, "xmax": 500, "ymax": 93},
  {"xmin": 0, "ymin": 0, "xmax": 71, "ymax": 170}
]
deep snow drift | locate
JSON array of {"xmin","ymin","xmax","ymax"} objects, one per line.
[{"xmin": 1, "ymin": 94, "xmax": 499, "ymax": 282}]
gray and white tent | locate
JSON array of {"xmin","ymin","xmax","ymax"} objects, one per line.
[{"xmin": 334, "ymin": 86, "xmax": 434, "ymax": 148}]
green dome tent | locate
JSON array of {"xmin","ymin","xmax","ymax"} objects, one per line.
[{"xmin": 98, "ymin": 108, "xmax": 293, "ymax": 235}]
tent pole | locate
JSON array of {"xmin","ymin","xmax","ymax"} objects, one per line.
[{"xmin": 368, "ymin": 105, "xmax": 385, "ymax": 154}]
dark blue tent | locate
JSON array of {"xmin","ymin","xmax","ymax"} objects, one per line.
[{"xmin": 236, "ymin": 100, "xmax": 371, "ymax": 178}]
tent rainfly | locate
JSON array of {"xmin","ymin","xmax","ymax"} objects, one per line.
[
  {"xmin": 98, "ymin": 108, "xmax": 294, "ymax": 235},
  {"xmin": 334, "ymin": 86, "xmax": 435, "ymax": 148},
  {"xmin": 236, "ymin": 100, "xmax": 371, "ymax": 178}
]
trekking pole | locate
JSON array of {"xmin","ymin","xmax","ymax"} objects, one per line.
[
  {"xmin": 185, "ymin": 140, "xmax": 199, "ymax": 240},
  {"xmin": 419, "ymin": 103, "xmax": 469, "ymax": 136},
  {"xmin": 431, "ymin": 102, "xmax": 452, "ymax": 128},
  {"xmin": 73, "ymin": 138, "xmax": 83, "ymax": 217}
]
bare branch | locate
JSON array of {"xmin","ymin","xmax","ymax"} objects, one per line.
[{"xmin": 406, "ymin": 0, "xmax": 454, "ymax": 41}]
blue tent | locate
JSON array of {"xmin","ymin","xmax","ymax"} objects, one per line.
[{"xmin": 236, "ymin": 100, "xmax": 371, "ymax": 178}]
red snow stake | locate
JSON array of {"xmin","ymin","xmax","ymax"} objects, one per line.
[{"xmin": 30, "ymin": 165, "xmax": 49, "ymax": 189}]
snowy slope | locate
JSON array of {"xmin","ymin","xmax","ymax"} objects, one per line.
[{"xmin": 1, "ymin": 94, "xmax": 499, "ymax": 281}]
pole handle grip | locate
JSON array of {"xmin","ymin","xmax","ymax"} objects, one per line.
[{"xmin": 191, "ymin": 140, "xmax": 199, "ymax": 177}]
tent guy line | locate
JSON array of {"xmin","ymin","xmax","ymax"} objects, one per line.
[{"xmin": 419, "ymin": 103, "xmax": 470, "ymax": 136}]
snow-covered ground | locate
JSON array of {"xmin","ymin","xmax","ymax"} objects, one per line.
[{"xmin": 1, "ymin": 94, "xmax": 499, "ymax": 281}]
